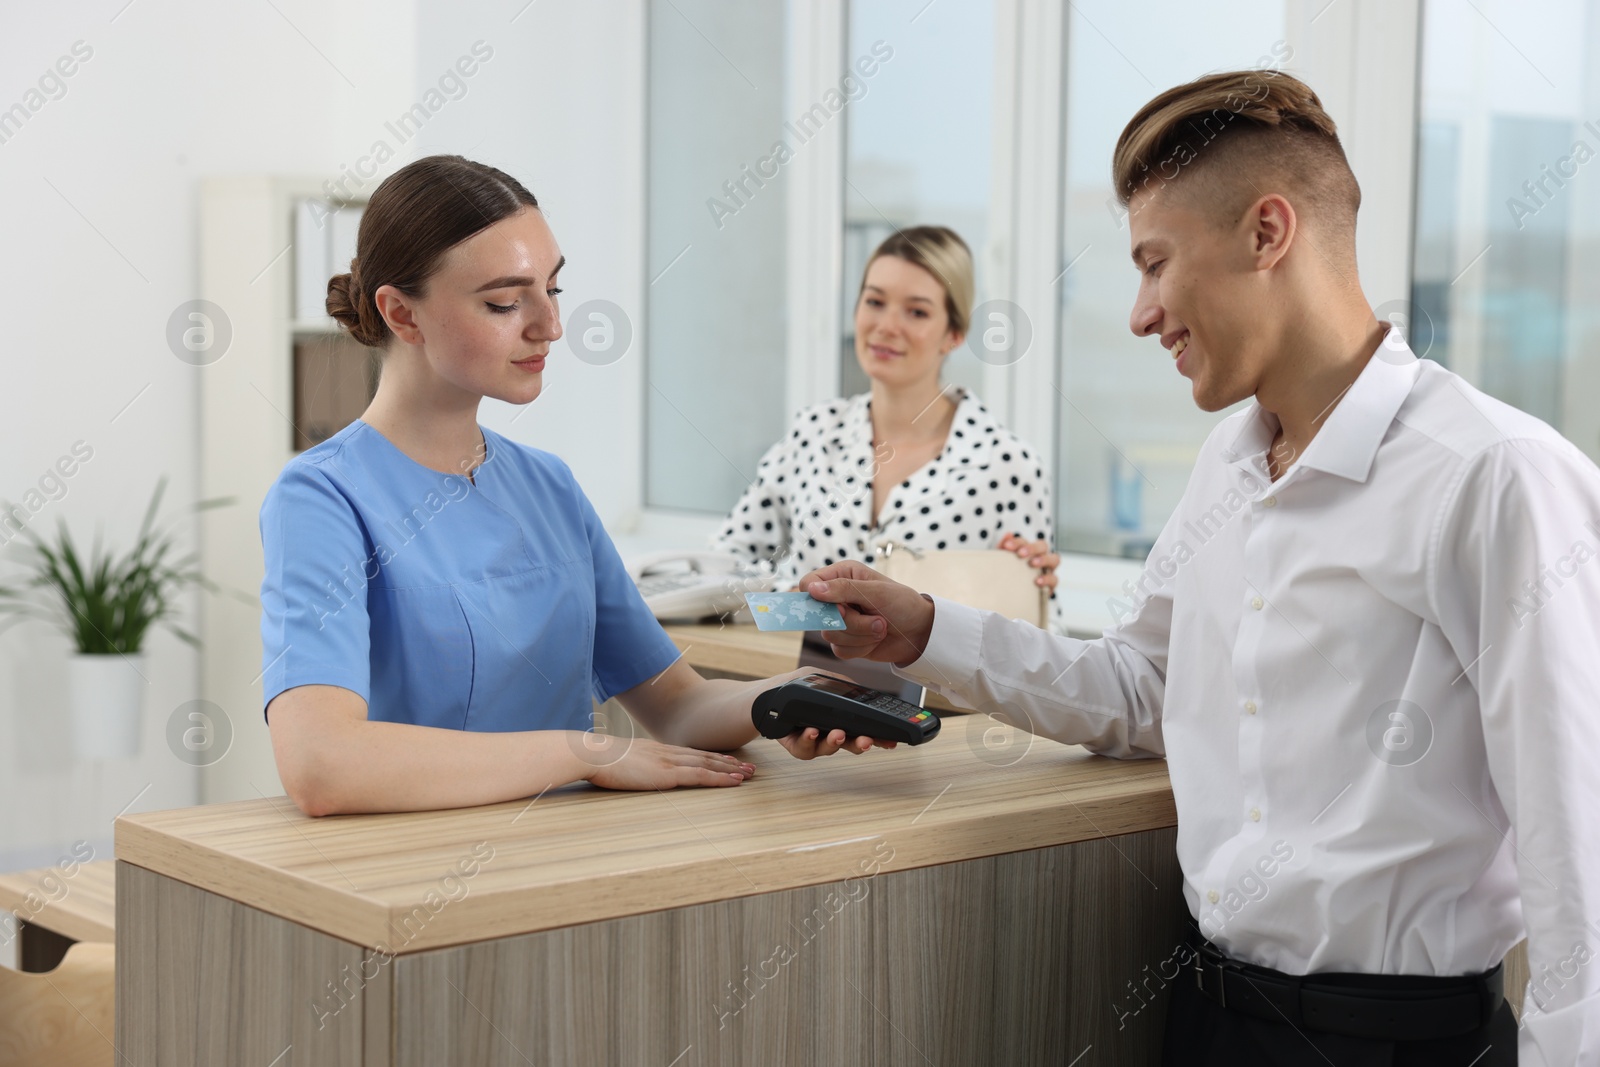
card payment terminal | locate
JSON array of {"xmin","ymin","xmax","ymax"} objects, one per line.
[{"xmin": 752, "ymin": 673, "xmax": 941, "ymax": 745}]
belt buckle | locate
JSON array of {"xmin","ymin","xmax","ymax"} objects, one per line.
[{"xmin": 1194, "ymin": 943, "xmax": 1235, "ymax": 1009}]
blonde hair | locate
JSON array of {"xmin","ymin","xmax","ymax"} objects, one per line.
[
  {"xmin": 858, "ymin": 226, "xmax": 974, "ymax": 338},
  {"xmin": 1112, "ymin": 70, "xmax": 1359, "ymax": 244}
]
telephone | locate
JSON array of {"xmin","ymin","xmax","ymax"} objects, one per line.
[{"xmin": 625, "ymin": 550, "xmax": 776, "ymax": 621}]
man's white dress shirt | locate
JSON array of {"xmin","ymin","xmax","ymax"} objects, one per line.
[{"xmin": 895, "ymin": 337, "xmax": 1600, "ymax": 1064}]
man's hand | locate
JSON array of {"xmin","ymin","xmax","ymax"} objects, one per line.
[{"xmin": 796, "ymin": 561, "xmax": 935, "ymax": 667}]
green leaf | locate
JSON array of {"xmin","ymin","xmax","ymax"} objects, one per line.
[{"xmin": 0, "ymin": 480, "xmax": 234, "ymax": 654}]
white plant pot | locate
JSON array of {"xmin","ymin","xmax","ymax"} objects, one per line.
[{"xmin": 68, "ymin": 653, "xmax": 146, "ymax": 759}]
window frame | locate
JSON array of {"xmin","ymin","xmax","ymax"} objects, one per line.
[{"xmin": 633, "ymin": 0, "xmax": 1427, "ymax": 634}]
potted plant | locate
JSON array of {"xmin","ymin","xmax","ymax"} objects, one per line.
[{"xmin": 0, "ymin": 477, "xmax": 234, "ymax": 759}]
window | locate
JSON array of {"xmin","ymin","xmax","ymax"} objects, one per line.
[
  {"xmin": 840, "ymin": 0, "xmax": 996, "ymax": 401},
  {"xmin": 644, "ymin": 0, "xmax": 791, "ymax": 513},
  {"xmin": 1411, "ymin": 0, "xmax": 1600, "ymax": 463},
  {"xmin": 1054, "ymin": 1, "xmax": 1289, "ymax": 558},
  {"xmin": 639, "ymin": 0, "xmax": 1421, "ymax": 580}
]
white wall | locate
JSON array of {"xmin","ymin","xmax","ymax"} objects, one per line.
[
  {"xmin": 0, "ymin": 0, "xmax": 648, "ymax": 874},
  {"xmin": 406, "ymin": 1, "xmax": 648, "ymax": 529}
]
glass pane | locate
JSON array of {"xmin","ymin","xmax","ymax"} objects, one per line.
[
  {"xmin": 645, "ymin": 1, "xmax": 791, "ymax": 512},
  {"xmin": 842, "ymin": 0, "xmax": 995, "ymax": 398},
  {"xmin": 1056, "ymin": 2, "xmax": 1288, "ymax": 557},
  {"xmin": 1412, "ymin": 0, "xmax": 1600, "ymax": 463}
]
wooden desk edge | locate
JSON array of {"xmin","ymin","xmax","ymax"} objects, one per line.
[
  {"xmin": 114, "ymin": 783, "xmax": 1176, "ymax": 955},
  {"xmin": 0, "ymin": 860, "xmax": 117, "ymax": 944},
  {"xmin": 114, "ymin": 821, "xmax": 391, "ymax": 951}
]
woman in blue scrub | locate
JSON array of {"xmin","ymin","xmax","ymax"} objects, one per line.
[{"xmin": 260, "ymin": 155, "xmax": 886, "ymax": 817}]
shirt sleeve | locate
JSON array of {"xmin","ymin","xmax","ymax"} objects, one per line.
[
  {"xmin": 1428, "ymin": 439, "xmax": 1600, "ymax": 1067},
  {"xmin": 259, "ymin": 462, "xmax": 374, "ymax": 720},
  {"xmin": 893, "ymin": 492, "xmax": 1179, "ymax": 760},
  {"xmin": 567, "ymin": 464, "xmax": 685, "ymax": 703}
]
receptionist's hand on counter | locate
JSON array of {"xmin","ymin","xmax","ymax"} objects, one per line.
[
  {"xmin": 581, "ymin": 735, "xmax": 757, "ymax": 791},
  {"xmin": 796, "ymin": 562, "xmax": 936, "ymax": 669},
  {"xmin": 586, "ymin": 661, "xmax": 899, "ymax": 784}
]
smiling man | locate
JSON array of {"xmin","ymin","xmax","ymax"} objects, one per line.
[{"xmin": 796, "ymin": 71, "xmax": 1600, "ymax": 1065}]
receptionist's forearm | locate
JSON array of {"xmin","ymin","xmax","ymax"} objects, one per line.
[
  {"xmin": 273, "ymin": 709, "xmax": 593, "ymax": 816},
  {"xmin": 618, "ymin": 661, "xmax": 775, "ymax": 752},
  {"xmin": 358, "ymin": 722, "xmax": 595, "ymax": 813},
  {"xmin": 655, "ymin": 678, "xmax": 770, "ymax": 751}
]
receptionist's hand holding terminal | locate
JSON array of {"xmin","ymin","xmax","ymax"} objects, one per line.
[{"xmin": 754, "ymin": 673, "xmax": 939, "ymax": 746}]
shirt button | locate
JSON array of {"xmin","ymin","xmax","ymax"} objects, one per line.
[
  {"xmin": 1207, "ymin": 889, "xmax": 1220, "ymax": 904},
  {"xmin": 1251, "ymin": 596, "xmax": 1264, "ymax": 610},
  {"xmin": 1249, "ymin": 808, "xmax": 1261, "ymax": 822},
  {"xmin": 1244, "ymin": 700, "xmax": 1257, "ymax": 715},
  {"xmin": 1263, "ymin": 496, "xmax": 1278, "ymax": 508}
]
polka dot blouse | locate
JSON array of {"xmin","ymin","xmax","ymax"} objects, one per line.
[{"xmin": 712, "ymin": 388, "xmax": 1059, "ymax": 621}]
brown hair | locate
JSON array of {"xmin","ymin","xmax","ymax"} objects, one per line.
[
  {"xmin": 858, "ymin": 226, "xmax": 975, "ymax": 338},
  {"xmin": 326, "ymin": 155, "xmax": 539, "ymax": 348},
  {"xmin": 1112, "ymin": 70, "xmax": 1359, "ymax": 243}
]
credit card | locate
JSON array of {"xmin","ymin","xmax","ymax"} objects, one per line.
[{"xmin": 744, "ymin": 591, "xmax": 847, "ymax": 632}]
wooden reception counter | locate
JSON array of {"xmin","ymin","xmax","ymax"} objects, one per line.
[{"xmin": 115, "ymin": 715, "xmax": 1182, "ymax": 1066}]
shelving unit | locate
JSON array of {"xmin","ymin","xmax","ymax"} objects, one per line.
[{"xmin": 196, "ymin": 177, "xmax": 371, "ymax": 803}]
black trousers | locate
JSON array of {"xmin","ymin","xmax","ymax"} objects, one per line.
[{"xmin": 1161, "ymin": 965, "xmax": 1519, "ymax": 1066}]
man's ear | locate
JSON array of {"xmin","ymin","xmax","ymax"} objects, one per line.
[
  {"xmin": 1246, "ymin": 193, "xmax": 1296, "ymax": 271},
  {"xmin": 374, "ymin": 284, "xmax": 425, "ymax": 346}
]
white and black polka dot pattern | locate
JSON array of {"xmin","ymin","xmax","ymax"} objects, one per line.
[{"xmin": 712, "ymin": 388, "xmax": 1058, "ymax": 621}]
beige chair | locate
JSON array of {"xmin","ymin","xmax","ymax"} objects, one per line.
[
  {"xmin": 875, "ymin": 540, "xmax": 1049, "ymax": 626},
  {"xmin": 0, "ymin": 941, "xmax": 115, "ymax": 1067},
  {"xmin": 1504, "ymin": 939, "xmax": 1528, "ymax": 1020}
]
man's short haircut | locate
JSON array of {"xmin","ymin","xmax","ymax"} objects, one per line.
[{"xmin": 1112, "ymin": 70, "xmax": 1360, "ymax": 249}]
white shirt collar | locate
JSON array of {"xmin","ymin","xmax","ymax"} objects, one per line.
[{"xmin": 1220, "ymin": 333, "xmax": 1422, "ymax": 486}]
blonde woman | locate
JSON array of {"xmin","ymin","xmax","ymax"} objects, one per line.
[{"xmin": 714, "ymin": 226, "xmax": 1060, "ymax": 618}]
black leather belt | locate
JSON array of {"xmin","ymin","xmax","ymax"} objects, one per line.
[{"xmin": 1186, "ymin": 922, "xmax": 1503, "ymax": 1042}]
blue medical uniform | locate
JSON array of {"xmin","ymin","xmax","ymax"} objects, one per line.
[{"xmin": 258, "ymin": 419, "xmax": 681, "ymax": 730}]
